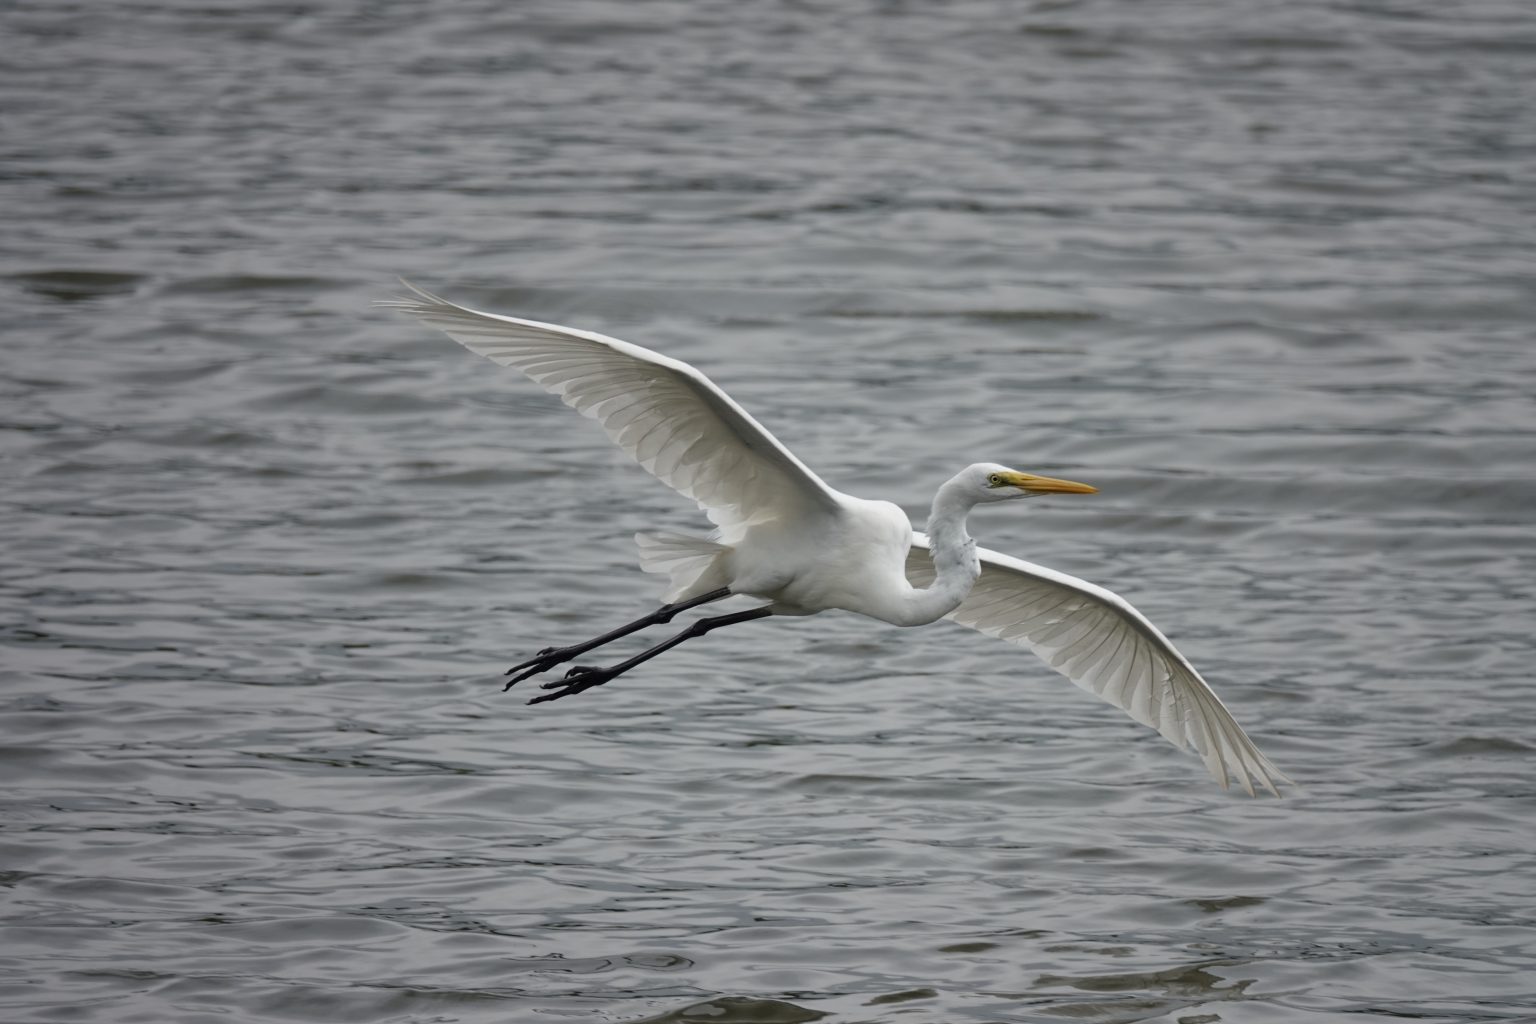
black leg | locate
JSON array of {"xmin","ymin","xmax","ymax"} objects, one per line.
[
  {"xmin": 528, "ymin": 606, "xmax": 775, "ymax": 704},
  {"xmin": 503, "ymin": 587, "xmax": 732, "ymax": 690}
]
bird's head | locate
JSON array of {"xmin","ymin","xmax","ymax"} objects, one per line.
[{"xmin": 964, "ymin": 462, "xmax": 1099, "ymax": 504}]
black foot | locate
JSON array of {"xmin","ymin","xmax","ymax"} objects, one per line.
[
  {"xmin": 526, "ymin": 664, "xmax": 618, "ymax": 705},
  {"xmin": 504, "ymin": 646, "xmax": 572, "ymax": 690}
]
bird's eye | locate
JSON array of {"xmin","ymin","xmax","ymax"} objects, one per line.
[{"xmin": 987, "ymin": 474, "xmax": 1002, "ymax": 487}]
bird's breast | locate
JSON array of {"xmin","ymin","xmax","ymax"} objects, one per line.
[{"xmin": 728, "ymin": 498, "xmax": 915, "ymax": 618}]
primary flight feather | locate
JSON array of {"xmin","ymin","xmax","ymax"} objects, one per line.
[{"xmin": 383, "ymin": 281, "xmax": 1288, "ymax": 796}]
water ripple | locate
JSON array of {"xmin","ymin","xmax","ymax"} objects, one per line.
[{"xmin": 3, "ymin": 0, "xmax": 1535, "ymax": 1021}]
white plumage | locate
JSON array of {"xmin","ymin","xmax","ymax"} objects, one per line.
[
  {"xmin": 906, "ymin": 538, "xmax": 1281, "ymax": 793},
  {"xmin": 384, "ymin": 281, "xmax": 1289, "ymax": 796},
  {"xmin": 384, "ymin": 284, "xmax": 842, "ymax": 530}
]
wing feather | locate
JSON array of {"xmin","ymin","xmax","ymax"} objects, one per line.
[
  {"xmin": 908, "ymin": 534, "xmax": 1288, "ymax": 795},
  {"xmin": 381, "ymin": 282, "xmax": 844, "ymax": 528}
]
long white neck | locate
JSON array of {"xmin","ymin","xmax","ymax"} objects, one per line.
[{"xmin": 891, "ymin": 474, "xmax": 983, "ymax": 626}]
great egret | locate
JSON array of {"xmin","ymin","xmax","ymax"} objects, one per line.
[{"xmin": 384, "ymin": 282, "xmax": 1288, "ymax": 795}]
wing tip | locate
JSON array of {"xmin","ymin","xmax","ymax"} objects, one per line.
[
  {"xmin": 376, "ymin": 277, "xmax": 453, "ymax": 317},
  {"xmin": 1214, "ymin": 754, "xmax": 1295, "ymax": 799}
]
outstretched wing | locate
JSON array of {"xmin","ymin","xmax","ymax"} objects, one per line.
[
  {"xmin": 907, "ymin": 535, "xmax": 1288, "ymax": 796},
  {"xmin": 382, "ymin": 282, "xmax": 845, "ymax": 529}
]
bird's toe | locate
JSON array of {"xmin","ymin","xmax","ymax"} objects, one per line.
[
  {"xmin": 525, "ymin": 665, "xmax": 613, "ymax": 704},
  {"xmin": 504, "ymin": 647, "xmax": 575, "ymax": 685}
]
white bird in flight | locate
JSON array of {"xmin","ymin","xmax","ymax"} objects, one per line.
[{"xmin": 384, "ymin": 282, "xmax": 1288, "ymax": 796}]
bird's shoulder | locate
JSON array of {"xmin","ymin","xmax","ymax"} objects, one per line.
[{"xmin": 829, "ymin": 494, "xmax": 914, "ymax": 548}]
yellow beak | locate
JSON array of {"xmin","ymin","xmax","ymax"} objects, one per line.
[{"xmin": 1005, "ymin": 471, "xmax": 1098, "ymax": 495}]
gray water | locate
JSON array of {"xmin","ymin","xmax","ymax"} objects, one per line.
[{"xmin": 4, "ymin": 1, "xmax": 1535, "ymax": 1021}]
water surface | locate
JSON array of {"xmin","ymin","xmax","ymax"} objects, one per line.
[{"xmin": 3, "ymin": 1, "xmax": 1535, "ymax": 1021}]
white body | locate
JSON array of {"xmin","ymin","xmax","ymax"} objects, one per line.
[
  {"xmin": 707, "ymin": 496, "xmax": 920, "ymax": 621},
  {"xmin": 385, "ymin": 282, "xmax": 1290, "ymax": 796}
]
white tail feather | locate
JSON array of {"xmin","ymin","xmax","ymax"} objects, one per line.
[{"xmin": 635, "ymin": 531, "xmax": 731, "ymax": 602}]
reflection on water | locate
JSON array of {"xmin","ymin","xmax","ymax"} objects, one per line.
[
  {"xmin": 637, "ymin": 997, "xmax": 831, "ymax": 1023},
  {"xmin": 3, "ymin": 0, "xmax": 1536, "ymax": 1021}
]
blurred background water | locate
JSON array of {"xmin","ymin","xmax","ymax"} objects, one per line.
[{"xmin": 3, "ymin": 1, "xmax": 1535, "ymax": 1021}]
